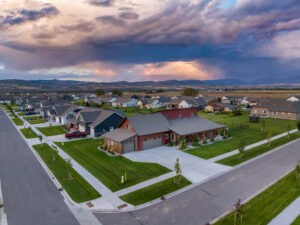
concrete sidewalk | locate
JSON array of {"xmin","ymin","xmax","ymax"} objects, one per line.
[
  {"xmin": 0, "ymin": 180, "xmax": 8, "ymax": 225},
  {"xmin": 208, "ymin": 129, "xmax": 298, "ymax": 162},
  {"xmin": 268, "ymin": 196, "xmax": 300, "ymax": 225}
]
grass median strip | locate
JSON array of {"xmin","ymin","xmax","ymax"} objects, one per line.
[
  {"xmin": 56, "ymin": 138, "xmax": 171, "ymax": 192},
  {"xmin": 12, "ymin": 117, "xmax": 23, "ymax": 126},
  {"xmin": 188, "ymin": 111, "xmax": 296, "ymax": 159},
  {"xmin": 33, "ymin": 144, "xmax": 100, "ymax": 203},
  {"xmin": 291, "ymin": 215, "xmax": 300, "ymax": 225},
  {"xmin": 24, "ymin": 116, "xmax": 47, "ymax": 124},
  {"xmin": 120, "ymin": 176, "xmax": 191, "ymax": 205},
  {"xmin": 214, "ymin": 170, "xmax": 300, "ymax": 225},
  {"xmin": 20, "ymin": 128, "xmax": 39, "ymax": 139},
  {"xmin": 37, "ymin": 125, "xmax": 67, "ymax": 136},
  {"xmin": 217, "ymin": 132, "xmax": 300, "ymax": 166}
]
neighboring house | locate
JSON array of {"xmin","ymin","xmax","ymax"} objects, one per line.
[
  {"xmin": 205, "ymin": 102, "xmax": 236, "ymax": 113},
  {"xmin": 251, "ymin": 98, "xmax": 300, "ymax": 120},
  {"xmin": 192, "ymin": 97, "xmax": 207, "ymax": 110},
  {"xmin": 68, "ymin": 107, "xmax": 125, "ymax": 136},
  {"xmin": 287, "ymin": 95, "xmax": 300, "ymax": 102},
  {"xmin": 112, "ymin": 97, "xmax": 137, "ymax": 108},
  {"xmin": 99, "ymin": 96, "xmax": 116, "ymax": 106},
  {"xmin": 249, "ymin": 98, "xmax": 260, "ymax": 107},
  {"xmin": 103, "ymin": 108, "xmax": 225, "ymax": 154},
  {"xmin": 136, "ymin": 98, "xmax": 162, "ymax": 109},
  {"xmin": 48, "ymin": 104, "xmax": 81, "ymax": 124},
  {"xmin": 221, "ymin": 96, "xmax": 231, "ymax": 104}
]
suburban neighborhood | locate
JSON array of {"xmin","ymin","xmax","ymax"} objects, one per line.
[
  {"xmin": 1, "ymin": 1, "xmax": 300, "ymax": 225},
  {"xmin": 1, "ymin": 87, "xmax": 300, "ymax": 225}
]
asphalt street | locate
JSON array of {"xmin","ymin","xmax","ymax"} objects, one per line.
[
  {"xmin": 95, "ymin": 135, "xmax": 300, "ymax": 225},
  {"xmin": 0, "ymin": 108, "xmax": 80, "ymax": 225}
]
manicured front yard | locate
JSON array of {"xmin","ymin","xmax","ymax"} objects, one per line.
[
  {"xmin": 217, "ymin": 132, "xmax": 300, "ymax": 166},
  {"xmin": 37, "ymin": 125, "xmax": 67, "ymax": 136},
  {"xmin": 20, "ymin": 128, "xmax": 39, "ymax": 139},
  {"xmin": 291, "ymin": 215, "xmax": 300, "ymax": 225},
  {"xmin": 24, "ymin": 116, "xmax": 47, "ymax": 124},
  {"xmin": 55, "ymin": 139, "xmax": 171, "ymax": 192},
  {"xmin": 188, "ymin": 111, "xmax": 296, "ymax": 159},
  {"xmin": 214, "ymin": 170, "xmax": 300, "ymax": 225},
  {"xmin": 33, "ymin": 144, "xmax": 100, "ymax": 203},
  {"xmin": 120, "ymin": 176, "xmax": 191, "ymax": 205},
  {"xmin": 12, "ymin": 117, "xmax": 24, "ymax": 126}
]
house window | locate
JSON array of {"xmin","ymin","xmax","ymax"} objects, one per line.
[
  {"xmin": 110, "ymin": 141, "xmax": 114, "ymax": 146},
  {"xmin": 165, "ymin": 134, "xmax": 169, "ymax": 139},
  {"xmin": 103, "ymin": 128, "xmax": 106, "ymax": 132},
  {"xmin": 110, "ymin": 127, "xmax": 114, "ymax": 131},
  {"xmin": 263, "ymin": 110, "xmax": 267, "ymax": 114},
  {"xmin": 125, "ymin": 124, "xmax": 131, "ymax": 130}
]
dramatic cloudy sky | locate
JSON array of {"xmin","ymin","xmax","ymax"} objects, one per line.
[{"xmin": 0, "ymin": 0, "xmax": 299, "ymax": 82}]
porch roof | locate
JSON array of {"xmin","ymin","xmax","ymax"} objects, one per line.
[{"xmin": 168, "ymin": 116, "xmax": 225, "ymax": 136}]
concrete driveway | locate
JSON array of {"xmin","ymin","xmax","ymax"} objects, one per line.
[{"xmin": 124, "ymin": 146, "xmax": 231, "ymax": 183}]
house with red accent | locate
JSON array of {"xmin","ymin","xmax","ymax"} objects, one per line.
[{"xmin": 102, "ymin": 108, "xmax": 226, "ymax": 154}]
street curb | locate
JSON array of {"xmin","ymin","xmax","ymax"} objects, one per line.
[{"xmin": 0, "ymin": 180, "xmax": 8, "ymax": 225}]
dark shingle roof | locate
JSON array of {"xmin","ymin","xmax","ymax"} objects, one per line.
[
  {"xmin": 168, "ymin": 116, "xmax": 225, "ymax": 136},
  {"xmin": 127, "ymin": 113, "xmax": 170, "ymax": 136},
  {"xmin": 255, "ymin": 98, "xmax": 300, "ymax": 113}
]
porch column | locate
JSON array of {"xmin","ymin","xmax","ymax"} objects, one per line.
[
  {"xmin": 223, "ymin": 128, "xmax": 226, "ymax": 136},
  {"xmin": 210, "ymin": 131, "xmax": 213, "ymax": 139},
  {"xmin": 218, "ymin": 129, "xmax": 220, "ymax": 139}
]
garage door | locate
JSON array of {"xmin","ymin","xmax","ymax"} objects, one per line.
[
  {"xmin": 143, "ymin": 137, "xmax": 162, "ymax": 150},
  {"xmin": 123, "ymin": 141, "xmax": 135, "ymax": 153}
]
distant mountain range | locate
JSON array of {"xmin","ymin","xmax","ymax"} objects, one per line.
[{"xmin": 0, "ymin": 77, "xmax": 299, "ymax": 93}]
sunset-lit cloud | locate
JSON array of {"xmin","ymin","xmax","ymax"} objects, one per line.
[{"xmin": 0, "ymin": 0, "xmax": 299, "ymax": 81}]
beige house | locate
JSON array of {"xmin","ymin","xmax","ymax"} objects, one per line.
[{"xmin": 251, "ymin": 98, "xmax": 300, "ymax": 120}]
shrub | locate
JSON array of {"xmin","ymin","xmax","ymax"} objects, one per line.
[
  {"xmin": 203, "ymin": 139, "xmax": 207, "ymax": 144},
  {"xmin": 223, "ymin": 135, "xmax": 228, "ymax": 140},
  {"xmin": 210, "ymin": 137, "xmax": 215, "ymax": 142}
]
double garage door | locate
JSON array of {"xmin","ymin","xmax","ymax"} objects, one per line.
[
  {"xmin": 143, "ymin": 137, "xmax": 162, "ymax": 150},
  {"xmin": 123, "ymin": 141, "xmax": 135, "ymax": 153}
]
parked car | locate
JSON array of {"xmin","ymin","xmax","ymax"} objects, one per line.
[
  {"xmin": 65, "ymin": 131, "xmax": 87, "ymax": 139},
  {"xmin": 25, "ymin": 111, "xmax": 36, "ymax": 115}
]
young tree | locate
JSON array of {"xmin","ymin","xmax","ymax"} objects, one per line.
[
  {"xmin": 95, "ymin": 88, "xmax": 105, "ymax": 96},
  {"xmin": 238, "ymin": 139, "xmax": 246, "ymax": 159},
  {"xmin": 234, "ymin": 199, "xmax": 244, "ymax": 225},
  {"xmin": 296, "ymin": 160, "xmax": 300, "ymax": 181},
  {"xmin": 287, "ymin": 124, "xmax": 291, "ymax": 138},
  {"xmin": 267, "ymin": 131, "xmax": 272, "ymax": 147},
  {"xmin": 182, "ymin": 88, "xmax": 198, "ymax": 97},
  {"xmin": 296, "ymin": 120, "xmax": 300, "ymax": 133},
  {"xmin": 261, "ymin": 120, "xmax": 266, "ymax": 133},
  {"xmin": 51, "ymin": 145, "xmax": 59, "ymax": 161},
  {"xmin": 38, "ymin": 135, "xmax": 43, "ymax": 146},
  {"xmin": 174, "ymin": 158, "xmax": 182, "ymax": 184},
  {"xmin": 65, "ymin": 159, "xmax": 73, "ymax": 180}
]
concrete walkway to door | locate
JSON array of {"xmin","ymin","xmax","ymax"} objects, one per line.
[{"xmin": 124, "ymin": 146, "xmax": 231, "ymax": 183}]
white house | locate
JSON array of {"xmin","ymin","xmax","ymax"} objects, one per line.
[
  {"xmin": 287, "ymin": 95, "xmax": 300, "ymax": 102},
  {"xmin": 112, "ymin": 97, "xmax": 137, "ymax": 108}
]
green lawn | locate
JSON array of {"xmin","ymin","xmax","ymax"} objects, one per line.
[
  {"xmin": 55, "ymin": 139, "xmax": 171, "ymax": 192},
  {"xmin": 33, "ymin": 144, "xmax": 100, "ymax": 203},
  {"xmin": 37, "ymin": 125, "xmax": 67, "ymax": 136},
  {"xmin": 12, "ymin": 117, "xmax": 24, "ymax": 126},
  {"xmin": 20, "ymin": 128, "xmax": 39, "ymax": 139},
  {"xmin": 24, "ymin": 116, "xmax": 47, "ymax": 124},
  {"xmin": 120, "ymin": 176, "xmax": 191, "ymax": 205},
  {"xmin": 291, "ymin": 215, "xmax": 300, "ymax": 225},
  {"xmin": 217, "ymin": 132, "xmax": 300, "ymax": 166},
  {"xmin": 18, "ymin": 112, "xmax": 25, "ymax": 116},
  {"xmin": 187, "ymin": 111, "xmax": 297, "ymax": 159},
  {"xmin": 214, "ymin": 170, "xmax": 300, "ymax": 225}
]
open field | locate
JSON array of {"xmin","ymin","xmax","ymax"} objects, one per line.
[
  {"xmin": 12, "ymin": 117, "xmax": 23, "ymax": 126},
  {"xmin": 187, "ymin": 111, "xmax": 296, "ymax": 159},
  {"xmin": 33, "ymin": 144, "xmax": 100, "ymax": 203},
  {"xmin": 20, "ymin": 128, "xmax": 39, "ymax": 139},
  {"xmin": 214, "ymin": 170, "xmax": 300, "ymax": 225},
  {"xmin": 55, "ymin": 139, "xmax": 171, "ymax": 192},
  {"xmin": 217, "ymin": 132, "xmax": 300, "ymax": 166},
  {"xmin": 120, "ymin": 176, "xmax": 191, "ymax": 206},
  {"xmin": 37, "ymin": 125, "xmax": 67, "ymax": 136}
]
